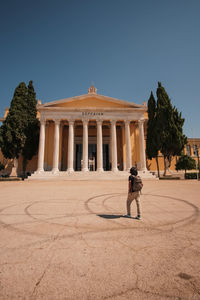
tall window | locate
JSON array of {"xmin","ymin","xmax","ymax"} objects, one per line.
[
  {"xmin": 186, "ymin": 145, "xmax": 191, "ymax": 156},
  {"xmin": 193, "ymin": 145, "xmax": 198, "ymax": 156}
]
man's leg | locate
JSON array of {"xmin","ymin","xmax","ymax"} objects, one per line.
[
  {"xmin": 135, "ymin": 192, "xmax": 141, "ymax": 219},
  {"xmin": 126, "ymin": 193, "xmax": 134, "ymax": 216}
]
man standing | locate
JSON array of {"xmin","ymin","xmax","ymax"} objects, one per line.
[{"xmin": 125, "ymin": 167, "xmax": 142, "ymax": 219}]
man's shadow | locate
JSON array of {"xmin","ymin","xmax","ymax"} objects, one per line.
[{"xmin": 97, "ymin": 214, "xmax": 135, "ymax": 219}]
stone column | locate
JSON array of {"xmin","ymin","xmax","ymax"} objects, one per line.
[
  {"xmin": 111, "ymin": 120, "xmax": 118, "ymax": 172},
  {"xmin": 125, "ymin": 120, "xmax": 132, "ymax": 171},
  {"xmin": 138, "ymin": 119, "xmax": 147, "ymax": 172},
  {"xmin": 67, "ymin": 120, "xmax": 74, "ymax": 173},
  {"xmin": 82, "ymin": 119, "xmax": 89, "ymax": 172},
  {"xmin": 109, "ymin": 124, "xmax": 112, "ymax": 169},
  {"xmin": 52, "ymin": 119, "xmax": 60, "ymax": 174},
  {"xmin": 97, "ymin": 120, "xmax": 103, "ymax": 172},
  {"xmin": 36, "ymin": 119, "xmax": 46, "ymax": 173}
]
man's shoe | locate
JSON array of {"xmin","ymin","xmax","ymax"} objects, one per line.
[
  {"xmin": 124, "ymin": 214, "xmax": 131, "ymax": 218},
  {"xmin": 135, "ymin": 216, "xmax": 141, "ymax": 220}
]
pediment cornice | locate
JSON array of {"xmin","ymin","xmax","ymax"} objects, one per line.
[{"xmin": 37, "ymin": 93, "xmax": 146, "ymax": 111}]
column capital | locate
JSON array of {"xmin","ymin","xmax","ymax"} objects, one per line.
[
  {"xmin": 124, "ymin": 120, "xmax": 130, "ymax": 125},
  {"xmin": 40, "ymin": 118, "xmax": 46, "ymax": 125},
  {"xmin": 110, "ymin": 120, "xmax": 116, "ymax": 126},
  {"xmin": 97, "ymin": 120, "xmax": 103, "ymax": 126},
  {"xmin": 68, "ymin": 120, "xmax": 75, "ymax": 126},
  {"xmin": 138, "ymin": 119, "xmax": 145, "ymax": 125},
  {"xmin": 82, "ymin": 119, "xmax": 89, "ymax": 126},
  {"xmin": 53, "ymin": 119, "xmax": 60, "ymax": 125}
]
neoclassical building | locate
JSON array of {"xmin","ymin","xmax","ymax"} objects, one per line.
[
  {"xmin": 1, "ymin": 85, "xmax": 199, "ymax": 178},
  {"xmin": 32, "ymin": 85, "xmax": 149, "ymax": 177}
]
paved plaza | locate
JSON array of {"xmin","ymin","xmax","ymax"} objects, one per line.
[{"xmin": 0, "ymin": 179, "xmax": 200, "ymax": 300}]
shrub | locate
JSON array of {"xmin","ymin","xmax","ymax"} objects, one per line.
[
  {"xmin": 185, "ymin": 172, "xmax": 199, "ymax": 179},
  {"xmin": 176, "ymin": 155, "xmax": 196, "ymax": 174}
]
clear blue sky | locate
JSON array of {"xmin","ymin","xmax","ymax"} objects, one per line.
[{"xmin": 0, "ymin": 0, "xmax": 199, "ymax": 138}]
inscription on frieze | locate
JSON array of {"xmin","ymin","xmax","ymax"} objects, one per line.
[{"xmin": 82, "ymin": 112, "xmax": 104, "ymax": 116}]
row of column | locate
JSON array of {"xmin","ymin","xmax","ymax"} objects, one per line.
[{"xmin": 36, "ymin": 119, "xmax": 146, "ymax": 174}]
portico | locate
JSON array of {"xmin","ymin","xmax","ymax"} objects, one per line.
[{"xmin": 34, "ymin": 86, "xmax": 149, "ymax": 177}]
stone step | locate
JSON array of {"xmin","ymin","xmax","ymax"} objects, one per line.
[{"xmin": 28, "ymin": 170, "xmax": 157, "ymax": 181}]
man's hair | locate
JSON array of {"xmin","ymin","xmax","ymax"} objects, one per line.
[{"xmin": 130, "ymin": 167, "xmax": 138, "ymax": 176}]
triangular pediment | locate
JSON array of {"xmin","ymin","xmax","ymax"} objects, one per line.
[{"xmin": 40, "ymin": 94, "xmax": 143, "ymax": 110}]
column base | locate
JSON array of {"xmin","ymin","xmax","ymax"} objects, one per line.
[
  {"xmin": 82, "ymin": 168, "xmax": 89, "ymax": 172},
  {"xmin": 67, "ymin": 168, "xmax": 74, "ymax": 174},
  {"xmin": 52, "ymin": 168, "xmax": 59, "ymax": 175},
  {"xmin": 112, "ymin": 168, "xmax": 118, "ymax": 173},
  {"xmin": 35, "ymin": 168, "xmax": 44, "ymax": 174},
  {"xmin": 97, "ymin": 168, "xmax": 104, "ymax": 173}
]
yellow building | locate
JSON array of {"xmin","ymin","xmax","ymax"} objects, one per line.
[{"xmin": 0, "ymin": 86, "xmax": 199, "ymax": 178}]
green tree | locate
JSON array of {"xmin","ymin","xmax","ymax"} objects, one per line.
[
  {"xmin": 0, "ymin": 82, "xmax": 28, "ymax": 161},
  {"xmin": 146, "ymin": 91, "xmax": 160, "ymax": 177},
  {"xmin": 0, "ymin": 81, "xmax": 39, "ymax": 177},
  {"xmin": 21, "ymin": 81, "xmax": 39, "ymax": 176},
  {"xmin": 156, "ymin": 82, "xmax": 187, "ymax": 176},
  {"xmin": 176, "ymin": 155, "xmax": 196, "ymax": 175}
]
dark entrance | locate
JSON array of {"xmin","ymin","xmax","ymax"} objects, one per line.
[
  {"xmin": 75, "ymin": 144, "xmax": 82, "ymax": 171},
  {"xmin": 103, "ymin": 144, "xmax": 109, "ymax": 170},
  {"xmin": 88, "ymin": 144, "xmax": 97, "ymax": 170},
  {"xmin": 75, "ymin": 143, "xmax": 109, "ymax": 171}
]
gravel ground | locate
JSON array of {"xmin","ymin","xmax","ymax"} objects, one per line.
[{"xmin": 0, "ymin": 179, "xmax": 200, "ymax": 300}]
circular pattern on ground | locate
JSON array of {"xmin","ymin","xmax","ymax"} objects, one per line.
[{"xmin": 0, "ymin": 193, "xmax": 198, "ymax": 240}]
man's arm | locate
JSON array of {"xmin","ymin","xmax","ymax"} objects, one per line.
[
  {"xmin": 128, "ymin": 180, "xmax": 131, "ymax": 193},
  {"xmin": 128, "ymin": 176, "xmax": 132, "ymax": 193}
]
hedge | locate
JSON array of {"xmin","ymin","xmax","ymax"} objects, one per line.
[{"xmin": 185, "ymin": 172, "xmax": 200, "ymax": 179}]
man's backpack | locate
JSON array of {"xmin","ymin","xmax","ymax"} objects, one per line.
[{"xmin": 132, "ymin": 175, "xmax": 143, "ymax": 192}]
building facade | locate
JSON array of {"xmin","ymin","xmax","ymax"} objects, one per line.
[
  {"xmin": 1, "ymin": 86, "xmax": 199, "ymax": 178},
  {"xmin": 33, "ymin": 85, "xmax": 149, "ymax": 177}
]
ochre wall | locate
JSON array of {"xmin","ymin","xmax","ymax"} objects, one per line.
[
  {"xmin": 147, "ymin": 155, "xmax": 178, "ymax": 173},
  {"xmin": 44, "ymin": 122, "xmax": 54, "ymax": 170},
  {"xmin": 61, "ymin": 125, "xmax": 68, "ymax": 170},
  {"xmin": 146, "ymin": 138, "xmax": 200, "ymax": 172}
]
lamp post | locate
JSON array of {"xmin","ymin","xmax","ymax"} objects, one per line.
[
  {"xmin": 194, "ymin": 144, "xmax": 199, "ymax": 180},
  {"xmin": 197, "ymin": 148, "xmax": 199, "ymax": 180}
]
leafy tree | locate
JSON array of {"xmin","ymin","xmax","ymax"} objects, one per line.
[
  {"xmin": 176, "ymin": 155, "xmax": 196, "ymax": 175},
  {"xmin": 146, "ymin": 91, "xmax": 160, "ymax": 177},
  {"xmin": 0, "ymin": 82, "xmax": 28, "ymax": 160},
  {"xmin": 0, "ymin": 81, "xmax": 39, "ymax": 176},
  {"xmin": 21, "ymin": 81, "xmax": 39, "ymax": 176},
  {"xmin": 156, "ymin": 82, "xmax": 187, "ymax": 176}
]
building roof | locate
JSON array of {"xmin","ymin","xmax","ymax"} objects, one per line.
[{"xmin": 38, "ymin": 85, "xmax": 146, "ymax": 112}]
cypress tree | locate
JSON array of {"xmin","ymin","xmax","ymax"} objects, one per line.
[
  {"xmin": 0, "ymin": 82, "xmax": 28, "ymax": 160},
  {"xmin": 146, "ymin": 91, "xmax": 160, "ymax": 177},
  {"xmin": 156, "ymin": 82, "xmax": 187, "ymax": 176},
  {"xmin": 21, "ymin": 81, "xmax": 39, "ymax": 176},
  {"xmin": 0, "ymin": 81, "xmax": 39, "ymax": 177}
]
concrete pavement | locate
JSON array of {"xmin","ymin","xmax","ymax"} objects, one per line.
[{"xmin": 0, "ymin": 179, "xmax": 200, "ymax": 299}]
